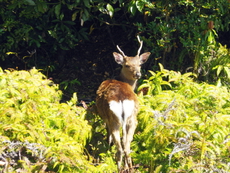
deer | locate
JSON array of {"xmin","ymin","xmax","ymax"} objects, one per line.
[{"xmin": 96, "ymin": 36, "xmax": 150, "ymax": 172}]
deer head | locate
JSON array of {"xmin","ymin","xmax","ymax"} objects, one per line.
[{"xmin": 113, "ymin": 36, "xmax": 151, "ymax": 89}]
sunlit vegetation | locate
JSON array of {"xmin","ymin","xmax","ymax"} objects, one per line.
[
  {"xmin": 134, "ymin": 65, "xmax": 230, "ymax": 172},
  {"xmin": 0, "ymin": 68, "xmax": 94, "ymax": 172},
  {"xmin": 0, "ymin": 0, "xmax": 230, "ymax": 172}
]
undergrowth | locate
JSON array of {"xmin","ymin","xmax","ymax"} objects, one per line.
[
  {"xmin": 0, "ymin": 68, "xmax": 94, "ymax": 172},
  {"xmin": 0, "ymin": 67, "xmax": 229, "ymax": 172},
  {"xmin": 134, "ymin": 64, "xmax": 230, "ymax": 172}
]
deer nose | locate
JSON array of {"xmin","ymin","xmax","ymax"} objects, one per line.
[{"xmin": 135, "ymin": 72, "xmax": 141, "ymax": 79}]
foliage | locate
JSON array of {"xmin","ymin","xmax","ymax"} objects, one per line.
[
  {"xmin": 0, "ymin": 0, "xmax": 137, "ymax": 69},
  {"xmin": 1, "ymin": 66, "xmax": 229, "ymax": 172},
  {"xmin": 0, "ymin": 0, "xmax": 89, "ymax": 68},
  {"xmin": 0, "ymin": 68, "xmax": 95, "ymax": 172},
  {"xmin": 133, "ymin": 64, "xmax": 230, "ymax": 172},
  {"xmin": 136, "ymin": 0, "xmax": 230, "ymax": 71},
  {"xmin": 1, "ymin": 0, "xmax": 229, "ymax": 75},
  {"xmin": 60, "ymin": 79, "xmax": 81, "ymax": 91}
]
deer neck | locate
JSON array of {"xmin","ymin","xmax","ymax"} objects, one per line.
[{"xmin": 118, "ymin": 73, "xmax": 137, "ymax": 90}]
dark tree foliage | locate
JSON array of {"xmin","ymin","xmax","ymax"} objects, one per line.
[{"xmin": 0, "ymin": 0, "xmax": 229, "ymax": 74}]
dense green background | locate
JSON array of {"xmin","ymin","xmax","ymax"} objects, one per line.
[
  {"xmin": 1, "ymin": 0, "xmax": 230, "ymax": 77},
  {"xmin": 0, "ymin": 0, "xmax": 230, "ymax": 172}
]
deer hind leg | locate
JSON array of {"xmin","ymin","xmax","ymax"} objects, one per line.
[
  {"xmin": 122, "ymin": 100, "xmax": 137, "ymax": 171},
  {"xmin": 109, "ymin": 124, "xmax": 123, "ymax": 172},
  {"xmin": 123, "ymin": 116, "xmax": 137, "ymax": 171},
  {"xmin": 105, "ymin": 125, "xmax": 113, "ymax": 146}
]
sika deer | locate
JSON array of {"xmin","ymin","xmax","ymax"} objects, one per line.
[{"xmin": 96, "ymin": 36, "xmax": 150, "ymax": 172}]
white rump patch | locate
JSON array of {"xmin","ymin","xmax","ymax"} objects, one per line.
[
  {"xmin": 109, "ymin": 100, "xmax": 135, "ymax": 124},
  {"xmin": 122, "ymin": 100, "xmax": 135, "ymax": 120},
  {"xmin": 109, "ymin": 100, "xmax": 123, "ymax": 123},
  {"xmin": 122, "ymin": 100, "xmax": 135, "ymax": 140}
]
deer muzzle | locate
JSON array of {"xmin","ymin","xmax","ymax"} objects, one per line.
[{"xmin": 135, "ymin": 72, "xmax": 141, "ymax": 79}]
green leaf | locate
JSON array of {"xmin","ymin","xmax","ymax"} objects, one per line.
[
  {"xmin": 224, "ymin": 67, "xmax": 230, "ymax": 79},
  {"xmin": 55, "ymin": 4, "xmax": 61, "ymax": 19},
  {"xmin": 82, "ymin": 9, "xmax": 90, "ymax": 22},
  {"xmin": 138, "ymin": 83, "xmax": 150, "ymax": 91},
  {"xmin": 37, "ymin": 1, "xmax": 47, "ymax": 13},
  {"xmin": 129, "ymin": 3, "xmax": 137, "ymax": 15},
  {"xmin": 148, "ymin": 70, "xmax": 156, "ymax": 76},
  {"xmin": 106, "ymin": 4, "xmax": 114, "ymax": 18},
  {"xmin": 25, "ymin": 0, "xmax": 35, "ymax": 6},
  {"xmin": 154, "ymin": 165, "xmax": 162, "ymax": 173},
  {"xmin": 83, "ymin": 0, "xmax": 90, "ymax": 8},
  {"xmin": 159, "ymin": 63, "xmax": 164, "ymax": 72},
  {"xmin": 136, "ymin": 1, "xmax": 144, "ymax": 12},
  {"xmin": 215, "ymin": 65, "xmax": 223, "ymax": 76},
  {"xmin": 72, "ymin": 11, "xmax": 78, "ymax": 21},
  {"xmin": 60, "ymin": 13, "xmax": 64, "ymax": 21}
]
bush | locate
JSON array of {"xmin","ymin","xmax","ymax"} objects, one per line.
[
  {"xmin": 0, "ymin": 68, "xmax": 93, "ymax": 172},
  {"xmin": 133, "ymin": 64, "xmax": 230, "ymax": 172}
]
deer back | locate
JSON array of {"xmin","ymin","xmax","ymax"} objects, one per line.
[{"xmin": 96, "ymin": 79, "xmax": 139, "ymax": 124}]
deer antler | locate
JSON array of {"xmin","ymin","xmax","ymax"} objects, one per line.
[
  {"xmin": 116, "ymin": 45, "xmax": 126, "ymax": 57},
  {"xmin": 137, "ymin": 35, "xmax": 143, "ymax": 56}
]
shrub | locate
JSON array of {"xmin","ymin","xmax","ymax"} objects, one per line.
[
  {"xmin": 0, "ymin": 68, "xmax": 93, "ymax": 172},
  {"xmin": 133, "ymin": 65, "xmax": 230, "ymax": 172}
]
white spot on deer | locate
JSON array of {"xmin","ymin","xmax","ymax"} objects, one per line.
[
  {"xmin": 109, "ymin": 100, "xmax": 135, "ymax": 124},
  {"xmin": 122, "ymin": 100, "xmax": 135, "ymax": 140},
  {"xmin": 122, "ymin": 100, "xmax": 135, "ymax": 120},
  {"xmin": 109, "ymin": 100, "xmax": 123, "ymax": 123}
]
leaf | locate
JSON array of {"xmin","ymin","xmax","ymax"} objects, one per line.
[
  {"xmin": 216, "ymin": 78, "xmax": 222, "ymax": 87},
  {"xmin": 215, "ymin": 65, "xmax": 223, "ymax": 76},
  {"xmin": 158, "ymin": 63, "xmax": 164, "ymax": 72},
  {"xmin": 148, "ymin": 70, "xmax": 156, "ymax": 76},
  {"xmin": 138, "ymin": 83, "xmax": 151, "ymax": 91},
  {"xmin": 106, "ymin": 4, "xmax": 114, "ymax": 18},
  {"xmin": 37, "ymin": 1, "xmax": 47, "ymax": 13},
  {"xmin": 224, "ymin": 66, "xmax": 230, "ymax": 79},
  {"xmin": 154, "ymin": 165, "xmax": 162, "ymax": 173},
  {"xmin": 63, "ymin": 21, "xmax": 75, "ymax": 25},
  {"xmin": 83, "ymin": 0, "xmax": 90, "ymax": 8},
  {"xmin": 136, "ymin": 1, "xmax": 144, "ymax": 12},
  {"xmin": 6, "ymin": 52, "xmax": 17, "ymax": 55},
  {"xmin": 25, "ymin": 0, "xmax": 35, "ymax": 6},
  {"xmin": 60, "ymin": 13, "xmax": 64, "ymax": 21},
  {"xmin": 72, "ymin": 11, "xmax": 78, "ymax": 21},
  {"xmin": 128, "ymin": 3, "xmax": 137, "ymax": 15},
  {"xmin": 81, "ymin": 9, "xmax": 90, "ymax": 22},
  {"xmin": 161, "ymin": 81, "xmax": 172, "ymax": 88},
  {"xmin": 55, "ymin": 4, "xmax": 61, "ymax": 19}
]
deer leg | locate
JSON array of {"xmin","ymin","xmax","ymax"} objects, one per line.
[
  {"xmin": 122, "ymin": 123, "xmax": 129, "ymax": 170},
  {"xmin": 123, "ymin": 117, "xmax": 137, "ymax": 170},
  {"xmin": 105, "ymin": 125, "xmax": 113, "ymax": 146},
  {"xmin": 110, "ymin": 126, "xmax": 123, "ymax": 172}
]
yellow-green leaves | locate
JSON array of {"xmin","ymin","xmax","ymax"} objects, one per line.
[
  {"xmin": 0, "ymin": 68, "xmax": 93, "ymax": 172},
  {"xmin": 135, "ymin": 64, "xmax": 230, "ymax": 172}
]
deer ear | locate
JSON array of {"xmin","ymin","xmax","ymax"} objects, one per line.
[
  {"xmin": 140, "ymin": 52, "xmax": 151, "ymax": 64},
  {"xmin": 113, "ymin": 52, "xmax": 124, "ymax": 65}
]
